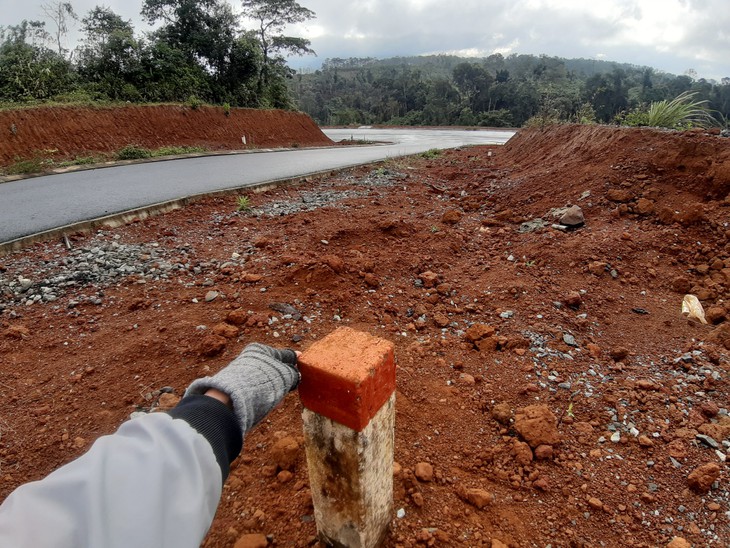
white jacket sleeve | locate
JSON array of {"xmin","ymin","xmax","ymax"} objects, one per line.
[{"xmin": 0, "ymin": 407, "xmax": 229, "ymax": 548}]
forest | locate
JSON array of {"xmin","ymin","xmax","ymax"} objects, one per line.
[
  {"xmin": 290, "ymin": 54, "xmax": 730, "ymax": 128},
  {"xmin": 0, "ymin": 0, "xmax": 315, "ymax": 109},
  {"xmin": 1, "ymin": 1, "xmax": 729, "ymax": 129}
]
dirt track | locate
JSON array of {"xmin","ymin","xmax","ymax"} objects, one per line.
[{"xmin": 1, "ymin": 124, "xmax": 729, "ymax": 547}]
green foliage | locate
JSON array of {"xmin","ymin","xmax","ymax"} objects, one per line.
[
  {"xmin": 236, "ymin": 195, "xmax": 251, "ymax": 211},
  {"xmin": 4, "ymin": 156, "xmax": 54, "ymax": 175},
  {"xmin": 187, "ymin": 95, "xmax": 202, "ymax": 110},
  {"xmin": 645, "ymin": 91, "xmax": 716, "ymax": 129},
  {"xmin": 153, "ymin": 146, "xmax": 206, "ymax": 156},
  {"xmin": 116, "ymin": 145, "xmax": 152, "ymax": 160},
  {"xmin": 222, "ymin": 102, "xmax": 231, "ymax": 116},
  {"xmin": 421, "ymin": 148, "xmax": 442, "ymax": 159}
]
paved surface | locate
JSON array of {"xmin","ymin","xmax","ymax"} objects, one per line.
[{"xmin": 0, "ymin": 128, "xmax": 514, "ymax": 244}]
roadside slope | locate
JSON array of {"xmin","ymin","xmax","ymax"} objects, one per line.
[{"xmin": 0, "ymin": 105, "xmax": 333, "ymax": 165}]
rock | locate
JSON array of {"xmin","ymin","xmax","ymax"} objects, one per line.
[
  {"xmin": 609, "ymin": 347, "xmax": 630, "ymax": 361},
  {"xmin": 511, "ymin": 440, "xmax": 533, "ymax": 466},
  {"xmin": 491, "ymin": 539, "xmax": 509, "ymax": 548},
  {"xmin": 638, "ymin": 435, "xmax": 654, "ymax": 447},
  {"xmin": 559, "ymin": 205, "xmax": 585, "ymax": 227},
  {"xmin": 586, "ymin": 343, "xmax": 602, "ymax": 358},
  {"xmin": 672, "ymin": 276, "xmax": 692, "ymax": 294},
  {"xmin": 534, "ymin": 445, "xmax": 554, "ymax": 460},
  {"xmin": 475, "ymin": 336, "xmax": 500, "ymax": 353},
  {"xmin": 514, "ymin": 405, "xmax": 560, "ymax": 448},
  {"xmin": 705, "ymin": 323, "xmax": 730, "ymax": 349},
  {"xmin": 705, "ymin": 306, "xmax": 727, "ymax": 325},
  {"xmin": 322, "ymin": 254, "xmax": 345, "ymax": 274},
  {"xmin": 4, "ymin": 325, "xmax": 30, "ymax": 339},
  {"xmin": 459, "ymin": 373, "xmax": 476, "ymax": 385},
  {"xmin": 587, "ymin": 497, "xmax": 603, "ymax": 510},
  {"xmin": 277, "ymin": 470, "xmax": 293, "ymax": 483},
  {"xmin": 433, "ymin": 312, "xmax": 450, "ymax": 328},
  {"xmin": 226, "ymin": 309, "xmax": 249, "ymax": 326},
  {"xmin": 234, "ymin": 533, "xmax": 268, "ymax": 548},
  {"xmin": 199, "ymin": 334, "xmax": 227, "ymax": 357},
  {"xmin": 411, "ymin": 492, "xmax": 424, "ymax": 507},
  {"xmin": 533, "ymin": 477, "xmax": 550, "ymax": 491},
  {"xmin": 564, "ymin": 291, "xmax": 582, "ymax": 309},
  {"xmin": 588, "ymin": 261, "xmax": 607, "ymax": 276},
  {"xmin": 418, "ymin": 271, "xmax": 440, "ymax": 288},
  {"xmin": 415, "ymin": 462, "xmax": 434, "ymax": 482},
  {"xmin": 442, "ymin": 209, "xmax": 463, "ymax": 225},
  {"xmin": 363, "ymin": 273, "xmax": 379, "ymax": 288},
  {"xmin": 456, "ymin": 486, "xmax": 495, "ymax": 509},
  {"xmin": 687, "ymin": 463, "xmax": 721, "ymax": 493},
  {"xmin": 635, "ymin": 198, "xmax": 655, "ymax": 215},
  {"xmin": 270, "ymin": 436, "xmax": 300, "ymax": 471},
  {"xmin": 636, "ymin": 379, "xmax": 658, "ymax": 390},
  {"xmin": 700, "ymin": 402, "xmax": 720, "ymax": 418},
  {"xmin": 213, "ymin": 323, "xmax": 239, "ymax": 339},
  {"xmin": 666, "ymin": 537, "xmax": 691, "ymax": 548},
  {"xmin": 465, "ymin": 323, "xmax": 497, "ymax": 343},
  {"xmin": 204, "ymin": 290, "xmax": 219, "ymax": 302},
  {"xmin": 491, "ymin": 402, "xmax": 512, "ymax": 425},
  {"xmin": 606, "ymin": 189, "xmax": 633, "ymax": 203}
]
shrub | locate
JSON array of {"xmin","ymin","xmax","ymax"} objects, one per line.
[
  {"xmin": 117, "ymin": 145, "xmax": 152, "ymax": 160},
  {"xmin": 236, "ymin": 195, "xmax": 251, "ymax": 212},
  {"xmin": 223, "ymin": 102, "xmax": 231, "ymax": 117}
]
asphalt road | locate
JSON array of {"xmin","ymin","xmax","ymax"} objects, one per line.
[{"xmin": 0, "ymin": 128, "xmax": 514, "ymax": 245}]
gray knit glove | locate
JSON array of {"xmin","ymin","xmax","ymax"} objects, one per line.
[{"xmin": 186, "ymin": 343, "xmax": 300, "ymax": 434}]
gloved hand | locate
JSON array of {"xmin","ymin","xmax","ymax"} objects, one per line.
[{"xmin": 186, "ymin": 343, "xmax": 300, "ymax": 434}]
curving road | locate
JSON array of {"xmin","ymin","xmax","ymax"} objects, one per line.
[{"xmin": 0, "ymin": 128, "xmax": 514, "ymax": 245}]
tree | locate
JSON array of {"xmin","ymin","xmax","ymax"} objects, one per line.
[
  {"xmin": 40, "ymin": 2, "xmax": 77, "ymax": 58},
  {"xmin": 241, "ymin": 0, "xmax": 315, "ymax": 96}
]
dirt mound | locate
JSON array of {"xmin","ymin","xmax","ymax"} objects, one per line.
[
  {"xmin": 0, "ymin": 105, "xmax": 333, "ymax": 165},
  {"xmin": 0, "ymin": 125, "xmax": 728, "ymax": 547},
  {"xmin": 501, "ymin": 124, "xmax": 730, "ymax": 200}
]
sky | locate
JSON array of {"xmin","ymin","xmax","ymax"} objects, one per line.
[{"xmin": 2, "ymin": 0, "xmax": 729, "ymax": 81}]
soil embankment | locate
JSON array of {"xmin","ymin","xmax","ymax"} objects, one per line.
[{"xmin": 0, "ymin": 105, "xmax": 333, "ymax": 165}]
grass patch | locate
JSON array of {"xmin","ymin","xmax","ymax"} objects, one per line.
[
  {"xmin": 421, "ymin": 148, "xmax": 442, "ymax": 159},
  {"xmin": 117, "ymin": 145, "xmax": 153, "ymax": 161},
  {"xmin": 153, "ymin": 146, "xmax": 206, "ymax": 157},
  {"xmin": 4, "ymin": 157, "xmax": 54, "ymax": 175}
]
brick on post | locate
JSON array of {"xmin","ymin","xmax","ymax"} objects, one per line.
[{"xmin": 298, "ymin": 327, "xmax": 396, "ymax": 548}]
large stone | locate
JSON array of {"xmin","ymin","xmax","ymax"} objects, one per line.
[
  {"xmin": 456, "ymin": 486, "xmax": 495, "ymax": 509},
  {"xmin": 270, "ymin": 436, "xmax": 300, "ymax": 471},
  {"xmin": 687, "ymin": 463, "xmax": 721, "ymax": 493},
  {"xmin": 414, "ymin": 462, "xmax": 434, "ymax": 482},
  {"xmin": 559, "ymin": 205, "xmax": 585, "ymax": 227},
  {"xmin": 514, "ymin": 405, "xmax": 560, "ymax": 448},
  {"xmin": 234, "ymin": 534, "xmax": 268, "ymax": 548},
  {"xmin": 606, "ymin": 189, "xmax": 633, "ymax": 203}
]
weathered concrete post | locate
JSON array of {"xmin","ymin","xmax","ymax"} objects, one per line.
[{"xmin": 298, "ymin": 327, "xmax": 396, "ymax": 548}]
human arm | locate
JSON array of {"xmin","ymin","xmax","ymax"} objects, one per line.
[{"xmin": 0, "ymin": 343, "xmax": 299, "ymax": 548}]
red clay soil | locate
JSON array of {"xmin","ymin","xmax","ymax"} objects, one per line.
[
  {"xmin": 0, "ymin": 105, "xmax": 333, "ymax": 165},
  {"xmin": 1, "ymin": 124, "xmax": 729, "ymax": 548}
]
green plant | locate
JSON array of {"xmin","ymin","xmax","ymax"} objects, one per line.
[
  {"xmin": 187, "ymin": 95, "xmax": 202, "ymax": 110},
  {"xmin": 153, "ymin": 146, "xmax": 206, "ymax": 157},
  {"xmin": 4, "ymin": 157, "xmax": 52, "ymax": 175},
  {"xmin": 421, "ymin": 148, "xmax": 442, "ymax": 159},
  {"xmin": 645, "ymin": 91, "xmax": 716, "ymax": 129},
  {"xmin": 223, "ymin": 102, "xmax": 231, "ymax": 117},
  {"xmin": 236, "ymin": 195, "xmax": 252, "ymax": 212},
  {"xmin": 117, "ymin": 145, "xmax": 152, "ymax": 160}
]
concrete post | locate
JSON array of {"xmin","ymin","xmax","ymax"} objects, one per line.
[{"xmin": 298, "ymin": 327, "xmax": 396, "ymax": 548}]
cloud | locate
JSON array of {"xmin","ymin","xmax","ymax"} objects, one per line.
[{"xmin": 1, "ymin": 0, "xmax": 727, "ymax": 80}]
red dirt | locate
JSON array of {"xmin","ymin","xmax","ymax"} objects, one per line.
[
  {"xmin": 0, "ymin": 105, "xmax": 333, "ymax": 165},
  {"xmin": 1, "ymin": 124, "xmax": 729, "ymax": 548}
]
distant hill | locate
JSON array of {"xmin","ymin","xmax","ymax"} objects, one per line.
[{"xmin": 290, "ymin": 53, "xmax": 729, "ymax": 128}]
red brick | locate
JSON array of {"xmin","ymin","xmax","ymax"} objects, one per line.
[{"xmin": 298, "ymin": 327, "xmax": 395, "ymax": 431}]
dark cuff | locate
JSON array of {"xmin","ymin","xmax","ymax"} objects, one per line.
[{"xmin": 168, "ymin": 395, "xmax": 243, "ymax": 483}]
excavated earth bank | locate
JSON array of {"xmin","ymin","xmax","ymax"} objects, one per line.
[
  {"xmin": 0, "ymin": 105, "xmax": 333, "ymax": 165},
  {"xmin": 0, "ymin": 124, "xmax": 729, "ymax": 548}
]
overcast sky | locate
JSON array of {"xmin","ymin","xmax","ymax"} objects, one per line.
[{"xmin": 2, "ymin": 0, "xmax": 729, "ymax": 81}]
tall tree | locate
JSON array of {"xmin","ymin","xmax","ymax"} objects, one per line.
[
  {"xmin": 40, "ymin": 2, "xmax": 77, "ymax": 58},
  {"xmin": 241, "ymin": 0, "xmax": 315, "ymax": 97}
]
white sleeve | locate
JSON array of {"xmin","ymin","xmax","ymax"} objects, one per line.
[{"xmin": 0, "ymin": 413, "xmax": 222, "ymax": 548}]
